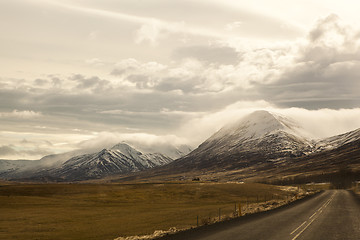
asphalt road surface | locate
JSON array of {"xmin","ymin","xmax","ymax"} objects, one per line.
[{"xmin": 159, "ymin": 190, "xmax": 360, "ymax": 240}]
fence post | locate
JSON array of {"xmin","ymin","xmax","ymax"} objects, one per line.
[
  {"xmin": 239, "ymin": 203, "xmax": 242, "ymax": 216},
  {"xmin": 219, "ymin": 208, "xmax": 221, "ymax": 221},
  {"xmin": 197, "ymin": 215, "xmax": 199, "ymax": 227}
]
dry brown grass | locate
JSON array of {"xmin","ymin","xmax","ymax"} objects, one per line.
[{"xmin": 0, "ymin": 182, "xmax": 293, "ymax": 240}]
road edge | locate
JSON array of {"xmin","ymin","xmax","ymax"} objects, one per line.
[{"xmin": 156, "ymin": 190, "xmax": 323, "ymax": 240}]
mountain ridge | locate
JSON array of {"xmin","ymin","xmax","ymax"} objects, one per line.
[
  {"xmin": 1, "ymin": 110, "xmax": 360, "ymax": 183},
  {"xmin": 115, "ymin": 110, "xmax": 360, "ymax": 183},
  {"xmin": 48, "ymin": 143, "xmax": 173, "ymax": 181},
  {"xmin": 0, "ymin": 142, "xmax": 191, "ymax": 181}
]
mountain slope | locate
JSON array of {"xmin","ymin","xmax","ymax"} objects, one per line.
[
  {"xmin": 262, "ymin": 137, "xmax": 360, "ymax": 184},
  {"xmin": 120, "ymin": 111, "xmax": 360, "ymax": 183},
  {"xmin": 122, "ymin": 141, "xmax": 192, "ymax": 160},
  {"xmin": 0, "ymin": 149, "xmax": 93, "ymax": 179},
  {"xmin": 166, "ymin": 110, "xmax": 314, "ymax": 172},
  {"xmin": 316, "ymin": 128, "xmax": 360, "ymax": 151},
  {"xmin": 47, "ymin": 143, "xmax": 173, "ymax": 181},
  {"xmin": 0, "ymin": 142, "xmax": 189, "ymax": 181},
  {"xmin": 0, "ymin": 160, "xmax": 34, "ymax": 176}
]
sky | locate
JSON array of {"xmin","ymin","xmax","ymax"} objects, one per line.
[{"xmin": 1, "ymin": 0, "xmax": 360, "ymax": 160}]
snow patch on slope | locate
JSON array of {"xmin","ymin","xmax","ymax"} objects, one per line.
[{"xmin": 316, "ymin": 128, "xmax": 360, "ymax": 151}]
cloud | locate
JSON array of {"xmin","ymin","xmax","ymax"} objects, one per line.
[
  {"xmin": 135, "ymin": 21, "xmax": 166, "ymax": 45},
  {"xmin": 111, "ymin": 59, "xmax": 167, "ymax": 89},
  {"xmin": 102, "ymin": 15, "xmax": 360, "ymax": 104},
  {"xmin": 256, "ymin": 14, "xmax": 360, "ymax": 108},
  {"xmin": 0, "ymin": 144, "xmax": 52, "ymax": 159},
  {"xmin": 176, "ymin": 100, "xmax": 275, "ymax": 145},
  {"xmin": 85, "ymin": 58, "xmax": 105, "ymax": 67},
  {"xmin": 76, "ymin": 131, "xmax": 189, "ymax": 152},
  {"xmin": 88, "ymin": 31, "xmax": 98, "ymax": 40},
  {"xmin": 1, "ymin": 15, "xmax": 359, "ymax": 144},
  {"xmin": 176, "ymin": 101, "xmax": 360, "ymax": 145},
  {"xmin": 110, "ymin": 56, "xmax": 267, "ymax": 94},
  {"xmin": 0, "ymin": 145, "xmax": 17, "ymax": 156},
  {"xmin": 43, "ymin": 0, "xmax": 225, "ymax": 44},
  {"xmin": 71, "ymin": 74, "xmax": 110, "ymax": 91},
  {"xmin": 0, "ymin": 110, "xmax": 42, "ymax": 119},
  {"xmin": 1, "ymin": 13, "xmax": 360, "ymax": 159},
  {"xmin": 276, "ymin": 107, "xmax": 360, "ymax": 139},
  {"xmin": 225, "ymin": 21, "xmax": 243, "ymax": 31},
  {"xmin": 34, "ymin": 78, "xmax": 49, "ymax": 86},
  {"xmin": 172, "ymin": 45, "xmax": 239, "ymax": 64},
  {"xmin": 111, "ymin": 58, "xmax": 166, "ymax": 76}
]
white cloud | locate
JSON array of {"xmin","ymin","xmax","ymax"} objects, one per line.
[
  {"xmin": 0, "ymin": 110, "xmax": 42, "ymax": 119},
  {"xmin": 112, "ymin": 58, "xmax": 167, "ymax": 76},
  {"xmin": 40, "ymin": 0, "xmax": 225, "ymax": 42},
  {"xmin": 77, "ymin": 131, "xmax": 189, "ymax": 152},
  {"xmin": 176, "ymin": 100, "xmax": 275, "ymax": 145},
  {"xmin": 2, "ymin": 8, "xmax": 360, "ymax": 160},
  {"xmin": 135, "ymin": 21, "xmax": 164, "ymax": 45},
  {"xmin": 0, "ymin": 144, "xmax": 52, "ymax": 160},
  {"xmin": 85, "ymin": 58, "xmax": 105, "ymax": 67},
  {"xmin": 225, "ymin": 21, "xmax": 243, "ymax": 31},
  {"xmin": 0, "ymin": 130, "xmax": 93, "ymax": 160},
  {"xmin": 177, "ymin": 101, "xmax": 360, "ymax": 145},
  {"xmin": 88, "ymin": 31, "xmax": 98, "ymax": 40},
  {"xmin": 110, "ymin": 54, "xmax": 284, "ymax": 94},
  {"xmin": 277, "ymin": 108, "xmax": 360, "ymax": 139}
]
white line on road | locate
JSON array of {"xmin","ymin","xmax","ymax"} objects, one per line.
[
  {"xmin": 291, "ymin": 215, "xmax": 317, "ymax": 240},
  {"xmin": 290, "ymin": 221, "xmax": 307, "ymax": 235},
  {"xmin": 290, "ymin": 192, "xmax": 336, "ymax": 240},
  {"xmin": 309, "ymin": 211, "xmax": 317, "ymax": 219}
]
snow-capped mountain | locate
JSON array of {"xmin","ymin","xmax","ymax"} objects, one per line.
[
  {"xmin": 45, "ymin": 143, "xmax": 174, "ymax": 181},
  {"xmin": 0, "ymin": 142, "xmax": 190, "ymax": 181},
  {"xmin": 180, "ymin": 110, "xmax": 314, "ymax": 169},
  {"xmin": 147, "ymin": 110, "xmax": 360, "ymax": 181},
  {"xmin": 149, "ymin": 111, "xmax": 311, "ymax": 174},
  {"xmin": 2, "ymin": 110, "xmax": 360, "ymax": 183},
  {"xmin": 209, "ymin": 110, "xmax": 310, "ymax": 143}
]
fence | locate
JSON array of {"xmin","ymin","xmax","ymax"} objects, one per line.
[{"xmin": 194, "ymin": 193, "xmax": 300, "ymax": 227}]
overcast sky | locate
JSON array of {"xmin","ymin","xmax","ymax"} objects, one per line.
[{"xmin": 1, "ymin": 0, "xmax": 360, "ymax": 160}]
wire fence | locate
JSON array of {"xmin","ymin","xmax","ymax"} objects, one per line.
[{"xmin": 193, "ymin": 192, "xmax": 302, "ymax": 227}]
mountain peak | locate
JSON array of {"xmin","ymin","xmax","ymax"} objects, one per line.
[
  {"xmin": 111, "ymin": 142, "xmax": 134, "ymax": 150},
  {"xmin": 248, "ymin": 110, "xmax": 274, "ymax": 117},
  {"xmin": 110, "ymin": 142, "xmax": 141, "ymax": 156},
  {"xmin": 209, "ymin": 110, "xmax": 302, "ymax": 143}
]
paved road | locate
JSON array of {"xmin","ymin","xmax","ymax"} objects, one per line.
[{"xmin": 159, "ymin": 190, "xmax": 360, "ymax": 240}]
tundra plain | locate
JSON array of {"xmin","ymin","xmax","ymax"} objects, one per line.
[{"xmin": 0, "ymin": 182, "xmax": 307, "ymax": 240}]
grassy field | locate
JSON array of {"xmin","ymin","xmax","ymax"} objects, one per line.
[{"xmin": 0, "ymin": 182, "xmax": 296, "ymax": 240}]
